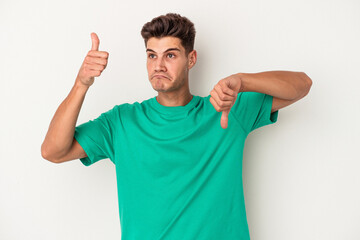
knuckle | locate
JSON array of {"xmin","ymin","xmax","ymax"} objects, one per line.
[
  {"xmin": 212, "ymin": 104, "xmax": 220, "ymax": 112},
  {"xmin": 210, "ymin": 98, "xmax": 217, "ymax": 111}
]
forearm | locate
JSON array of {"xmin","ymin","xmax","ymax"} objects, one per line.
[
  {"xmin": 41, "ymin": 80, "xmax": 89, "ymax": 160},
  {"xmin": 236, "ymin": 70, "xmax": 312, "ymax": 100}
]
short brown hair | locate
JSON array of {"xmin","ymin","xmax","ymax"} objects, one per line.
[{"xmin": 141, "ymin": 13, "xmax": 196, "ymax": 56}]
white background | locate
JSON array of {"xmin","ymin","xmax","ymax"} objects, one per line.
[{"xmin": 1, "ymin": 0, "xmax": 359, "ymax": 239}]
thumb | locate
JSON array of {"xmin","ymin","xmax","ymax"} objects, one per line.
[
  {"xmin": 220, "ymin": 109, "xmax": 230, "ymax": 129},
  {"xmin": 91, "ymin": 32, "xmax": 100, "ymax": 51}
]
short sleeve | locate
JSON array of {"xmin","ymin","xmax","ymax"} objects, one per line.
[
  {"xmin": 230, "ymin": 92, "xmax": 278, "ymax": 134},
  {"xmin": 74, "ymin": 106, "xmax": 118, "ymax": 166}
]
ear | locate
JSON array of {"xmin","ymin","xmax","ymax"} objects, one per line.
[{"xmin": 187, "ymin": 50, "xmax": 197, "ymax": 69}]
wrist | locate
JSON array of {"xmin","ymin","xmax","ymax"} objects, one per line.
[
  {"xmin": 235, "ymin": 73, "xmax": 249, "ymax": 92},
  {"xmin": 74, "ymin": 78, "xmax": 90, "ymax": 92}
]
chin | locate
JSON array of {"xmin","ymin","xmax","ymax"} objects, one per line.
[
  {"xmin": 152, "ymin": 85, "xmax": 170, "ymax": 92},
  {"xmin": 150, "ymin": 78, "xmax": 171, "ymax": 91}
]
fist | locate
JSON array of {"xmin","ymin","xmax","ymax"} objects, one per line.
[
  {"xmin": 76, "ymin": 32, "xmax": 109, "ymax": 87},
  {"xmin": 209, "ymin": 74, "xmax": 242, "ymax": 129}
]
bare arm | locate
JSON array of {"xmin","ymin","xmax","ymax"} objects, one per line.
[
  {"xmin": 209, "ymin": 70, "xmax": 313, "ymax": 129},
  {"xmin": 41, "ymin": 32, "xmax": 109, "ymax": 163},
  {"xmin": 236, "ymin": 71, "xmax": 313, "ymax": 113},
  {"xmin": 41, "ymin": 81, "xmax": 89, "ymax": 162}
]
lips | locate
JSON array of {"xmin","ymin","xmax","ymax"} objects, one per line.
[{"xmin": 153, "ymin": 75, "xmax": 168, "ymax": 79}]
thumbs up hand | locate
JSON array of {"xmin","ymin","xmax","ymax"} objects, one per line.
[
  {"xmin": 209, "ymin": 74, "xmax": 242, "ymax": 129},
  {"xmin": 76, "ymin": 32, "xmax": 109, "ymax": 87}
]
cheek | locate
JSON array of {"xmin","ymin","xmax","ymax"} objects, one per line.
[
  {"xmin": 146, "ymin": 63, "xmax": 152, "ymax": 73},
  {"xmin": 173, "ymin": 62, "xmax": 186, "ymax": 73}
]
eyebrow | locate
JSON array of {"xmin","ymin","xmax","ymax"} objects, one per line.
[{"xmin": 146, "ymin": 48, "xmax": 181, "ymax": 53}]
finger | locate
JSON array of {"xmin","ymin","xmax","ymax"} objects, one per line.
[
  {"xmin": 85, "ymin": 63, "xmax": 105, "ymax": 71},
  {"xmin": 209, "ymin": 96, "xmax": 221, "ymax": 112},
  {"xmin": 91, "ymin": 32, "xmax": 100, "ymax": 51},
  {"xmin": 84, "ymin": 56, "xmax": 107, "ymax": 66},
  {"xmin": 88, "ymin": 50, "xmax": 109, "ymax": 58},
  {"xmin": 214, "ymin": 85, "xmax": 234, "ymax": 101},
  {"xmin": 220, "ymin": 80, "xmax": 237, "ymax": 97},
  {"xmin": 221, "ymin": 109, "xmax": 230, "ymax": 129},
  {"xmin": 210, "ymin": 89, "xmax": 233, "ymax": 109},
  {"xmin": 214, "ymin": 85, "xmax": 238, "ymax": 109}
]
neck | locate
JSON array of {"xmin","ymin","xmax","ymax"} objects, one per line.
[{"xmin": 156, "ymin": 89, "xmax": 193, "ymax": 107}]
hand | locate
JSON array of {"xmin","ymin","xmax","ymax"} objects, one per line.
[
  {"xmin": 76, "ymin": 32, "xmax": 109, "ymax": 87},
  {"xmin": 210, "ymin": 74, "xmax": 242, "ymax": 129}
]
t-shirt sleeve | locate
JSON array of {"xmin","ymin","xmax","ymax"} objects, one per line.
[
  {"xmin": 74, "ymin": 106, "xmax": 117, "ymax": 166},
  {"xmin": 230, "ymin": 91, "xmax": 279, "ymax": 134}
]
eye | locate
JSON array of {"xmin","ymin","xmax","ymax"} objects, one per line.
[
  {"xmin": 167, "ymin": 53, "xmax": 175, "ymax": 58},
  {"xmin": 148, "ymin": 54, "xmax": 155, "ymax": 59}
]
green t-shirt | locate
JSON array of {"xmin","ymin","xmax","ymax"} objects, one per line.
[{"xmin": 74, "ymin": 92, "xmax": 278, "ymax": 240}]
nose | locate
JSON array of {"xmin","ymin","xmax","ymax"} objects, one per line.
[{"xmin": 154, "ymin": 55, "xmax": 166, "ymax": 72}]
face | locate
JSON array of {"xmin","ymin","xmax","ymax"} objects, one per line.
[{"xmin": 146, "ymin": 36, "xmax": 196, "ymax": 93}]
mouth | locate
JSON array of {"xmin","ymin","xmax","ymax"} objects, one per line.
[{"xmin": 153, "ymin": 75, "xmax": 169, "ymax": 79}]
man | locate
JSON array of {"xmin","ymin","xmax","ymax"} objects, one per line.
[{"xmin": 41, "ymin": 13, "xmax": 312, "ymax": 240}]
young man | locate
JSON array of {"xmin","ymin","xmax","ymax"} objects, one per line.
[{"xmin": 41, "ymin": 13, "xmax": 312, "ymax": 240}]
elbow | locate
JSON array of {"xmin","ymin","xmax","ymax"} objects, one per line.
[
  {"xmin": 303, "ymin": 72, "xmax": 313, "ymax": 91},
  {"xmin": 41, "ymin": 143, "xmax": 60, "ymax": 164},
  {"xmin": 298, "ymin": 72, "xmax": 313, "ymax": 98},
  {"xmin": 41, "ymin": 143, "xmax": 49, "ymax": 160}
]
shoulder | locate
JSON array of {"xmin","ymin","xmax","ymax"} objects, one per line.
[{"xmin": 110, "ymin": 97, "xmax": 154, "ymax": 116}]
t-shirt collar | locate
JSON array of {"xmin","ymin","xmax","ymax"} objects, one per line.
[{"xmin": 150, "ymin": 94, "xmax": 200, "ymax": 114}]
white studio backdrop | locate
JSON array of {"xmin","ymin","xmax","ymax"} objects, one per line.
[{"xmin": 1, "ymin": 0, "xmax": 359, "ymax": 239}]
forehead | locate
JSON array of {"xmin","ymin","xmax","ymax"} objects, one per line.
[{"xmin": 146, "ymin": 36, "xmax": 185, "ymax": 53}]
